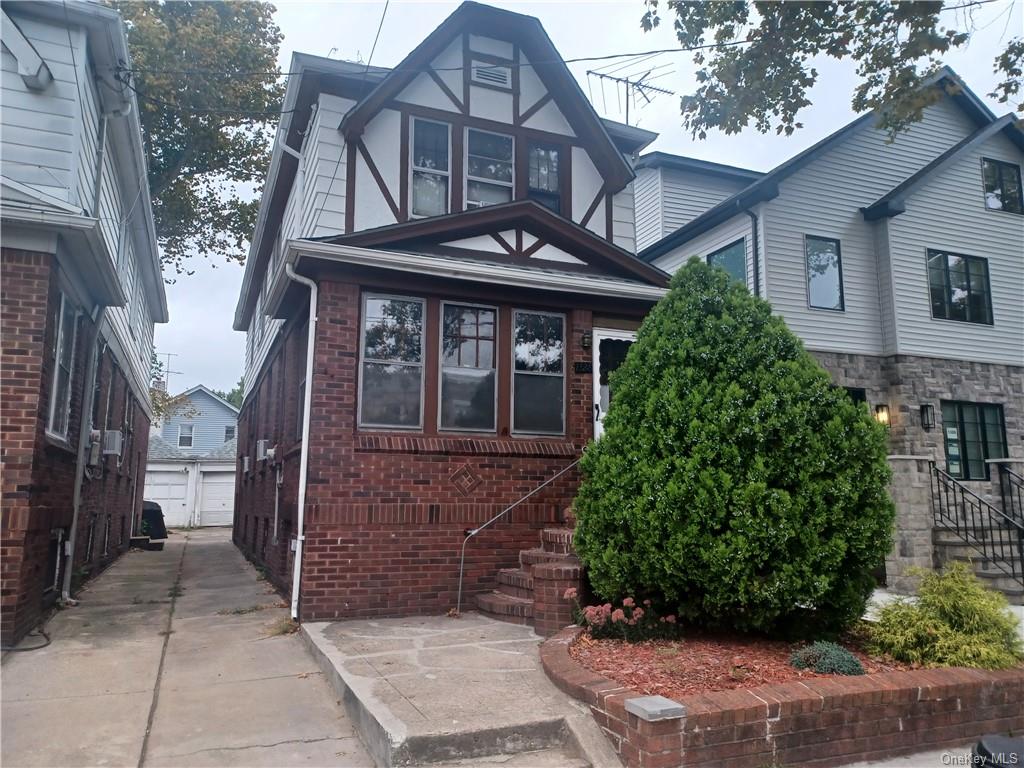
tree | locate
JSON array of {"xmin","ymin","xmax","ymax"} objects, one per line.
[
  {"xmin": 114, "ymin": 1, "xmax": 284, "ymax": 274},
  {"xmin": 573, "ymin": 259, "xmax": 895, "ymax": 635},
  {"xmin": 213, "ymin": 377, "xmax": 244, "ymax": 409},
  {"xmin": 640, "ymin": 1, "xmax": 1023, "ymax": 138},
  {"xmin": 148, "ymin": 353, "xmax": 198, "ymax": 422}
]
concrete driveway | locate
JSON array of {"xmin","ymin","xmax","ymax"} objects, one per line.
[{"xmin": 1, "ymin": 528, "xmax": 372, "ymax": 768}]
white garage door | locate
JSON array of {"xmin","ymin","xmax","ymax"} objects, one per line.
[
  {"xmin": 145, "ymin": 469, "xmax": 190, "ymax": 527},
  {"xmin": 198, "ymin": 470, "xmax": 235, "ymax": 527}
]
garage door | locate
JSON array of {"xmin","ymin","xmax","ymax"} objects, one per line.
[
  {"xmin": 145, "ymin": 470, "xmax": 190, "ymax": 527},
  {"xmin": 198, "ymin": 470, "xmax": 235, "ymax": 527}
]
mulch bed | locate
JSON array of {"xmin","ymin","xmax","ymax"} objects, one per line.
[{"xmin": 569, "ymin": 632, "xmax": 913, "ymax": 700}]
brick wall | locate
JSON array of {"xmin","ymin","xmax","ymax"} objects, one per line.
[
  {"xmin": 233, "ymin": 276, "xmax": 637, "ymax": 620},
  {"xmin": 1, "ymin": 248, "xmax": 151, "ymax": 644},
  {"xmin": 543, "ymin": 627, "xmax": 1024, "ymax": 768}
]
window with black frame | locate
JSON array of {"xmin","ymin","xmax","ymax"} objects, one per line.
[
  {"xmin": 707, "ymin": 239, "xmax": 746, "ymax": 284},
  {"xmin": 440, "ymin": 304, "xmax": 496, "ymax": 431},
  {"xmin": 512, "ymin": 311, "xmax": 564, "ymax": 434},
  {"xmin": 926, "ymin": 250, "xmax": 993, "ymax": 325},
  {"xmin": 359, "ymin": 296, "xmax": 425, "ymax": 428},
  {"xmin": 982, "ymin": 158, "xmax": 1023, "ymax": 214},
  {"xmin": 527, "ymin": 143, "xmax": 560, "ymax": 213},
  {"xmin": 941, "ymin": 401, "xmax": 1007, "ymax": 480}
]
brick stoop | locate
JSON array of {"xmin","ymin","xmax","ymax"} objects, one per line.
[{"xmin": 475, "ymin": 518, "xmax": 583, "ymax": 635}]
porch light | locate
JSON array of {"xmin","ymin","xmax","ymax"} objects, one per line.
[
  {"xmin": 920, "ymin": 403, "xmax": 935, "ymax": 431},
  {"xmin": 874, "ymin": 404, "xmax": 890, "ymax": 426},
  {"xmin": 580, "ymin": 331, "xmax": 592, "ymax": 350}
]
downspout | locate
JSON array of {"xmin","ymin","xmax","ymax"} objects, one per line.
[
  {"xmin": 285, "ymin": 262, "xmax": 317, "ymax": 621},
  {"xmin": 746, "ymin": 209, "xmax": 761, "ymax": 297},
  {"xmin": 62, "ymin": 305, "xmax": 106, "ymax": 602}
]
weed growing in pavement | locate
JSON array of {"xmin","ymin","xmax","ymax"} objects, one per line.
[
  {"xmin": 217, "ymin": 604, "xmax": 276, "ymax": 616},
  {"xmin": 265, "ymin": 617, "xmax": 299, "ymax": 636},
  {"xmin": 167, "ymin": 584, "xmax": 184, "ymax": 598}
]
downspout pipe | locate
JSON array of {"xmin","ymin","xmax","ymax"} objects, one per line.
[
  {"xmin": 62, "ymin": 304, "xmax": 106, "ymax": 602},
  {"xmin": 285, "ymin": 262, "xmax": 317, "ymax": 621},
  {"xmin": 746, "ymin": 209, "xmax": 761, "ymax": 297}
]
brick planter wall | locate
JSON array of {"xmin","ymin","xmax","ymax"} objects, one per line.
[{"xmin": 541, "ymin": 627, "xmax": 1024, "ymax": 768}]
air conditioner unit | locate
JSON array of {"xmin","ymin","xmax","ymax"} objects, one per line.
[
  {"xmin": 265, "ymin": 446, "xmax": 277, "ymax": 462},
  {"xmin": 242, "ymin": 455, "xmax": 252, "ymax": 473},
  {"xmin": 87, "ymin": 429, "xmax": 102, "ymax": 466},
  {"xmin": 102, "ymin": 430, "xmax": 123, "ymax": 457},
  {"xmin": 256, "ymin": 439, "xmax": 270, "ymax": 461}
]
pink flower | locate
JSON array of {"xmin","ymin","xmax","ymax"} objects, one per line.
[
  {"xmin": 611, "ymin": 608, "xmax": 626, "ymax": 623},
  {"xmin": 622, "ymin": 597, "xmax": 635, "ymax": 608},
  {"xmin": 664, "ymin": 615, "xmax": 676, "ymax": 624},
  {"xmin": 563, "ymin": 587, "xmax": 578, "ymax": 601},
  {"xmin": 631, "ymin": 607, "xmax": 644, "ymax": 621},
  {"xmin": 643, "ymin": 599, "xmax": 652, "ymax": 607}
]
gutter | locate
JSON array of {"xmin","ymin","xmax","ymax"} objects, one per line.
[{"xmin": 285, "ymin": 263, "xmax": 318, "ymax": 621}]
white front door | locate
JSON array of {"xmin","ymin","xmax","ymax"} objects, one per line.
[{"xmin": 592, "ymin": 329, "xmax": 636, "ymax": 439}]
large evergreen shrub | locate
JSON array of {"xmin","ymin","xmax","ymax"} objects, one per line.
[{"xmin": 574, "ymin": 259, "xmax": 895, "ymax": 634}]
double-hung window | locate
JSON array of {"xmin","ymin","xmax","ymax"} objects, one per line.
[
  {"xmin": 47, "ymin": 292, "xmax": 78, "ymax": 438},
  {"xmin": 982, "ymin": 158, "xmax": 1023, "ymax": 214},
  {"xmin": 805, "ymin": 236, "xmax": 845, "ymax": 311},
  {"xmin": 178, "ymin": 424, "xmax": 194, "ymax": 448},
  {"xmin": 512, "ymin": 311, "xmax": 564, "ymax": 434},
  {"xmin": 224, "ymin": 425, "xmax": 236, "ymax": 442},
  {"xmin": 466, "ymin": 129, "xmax": 513, "ymax": 208},
  {"xmin": 440, "ymin": 303, "xmax": 496, "ymax": 431},
  {"xmin": 527, "ymin": 143, "xmax": 560, "ymax": 213},
  {"xmin": 359, "ymin": 295, "xmax": 425, "ymax": 428},
  {"xmin": 926, "ymin": 250, "xmax": 992, "ymax": 325},
  {"xmin": 941, "ymin": 401, "xmax": 1007, "ymax": 480},
  {"xmin": 411, "ymin": 119, "xmax": 450, "ymax": 217},
  {"xmin": 707, "ymin": 239, "xmax": 746, "ymax": 284}
]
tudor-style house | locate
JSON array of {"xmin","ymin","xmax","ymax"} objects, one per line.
[
  {"xmin": 232, "ymin": 1, "xmax": 667, "ymax": 627},
  {"xmin": 1, "ymin": 1, "xmax": 167, "ymax": 643},
  {"xmin": 637, "ymin": 67, "xmax": 1024, "ymax": 600}
]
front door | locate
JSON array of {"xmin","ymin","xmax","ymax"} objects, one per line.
[{"xmin": 592, "ymin": 329, "xmax": 636, "ymax": 439}]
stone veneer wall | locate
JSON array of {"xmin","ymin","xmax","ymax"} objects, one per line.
[{"xmin": 811, "ymin": 350, "xmax": 1024, "ymax": 592}]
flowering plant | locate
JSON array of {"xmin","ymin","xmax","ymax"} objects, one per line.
[{"xmin": 564, "ymin": 589, "xmax": 682, "ymax": 641}]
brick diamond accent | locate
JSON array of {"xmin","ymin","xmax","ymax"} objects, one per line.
[{"xmin": 449, "ymin": 464, "xmax": 482, "ymax": 496}]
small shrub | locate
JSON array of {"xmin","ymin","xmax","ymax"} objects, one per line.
[
  {"xmin": 790, "ymin": 641, "xmax": 864, "ymax": 675},
  {"xmin": 566, "ymin": 590, "xmax": 682, "ymax": 642},
  {"xmin": 866, "ymin": 562, "xmax": 1023, "ymax": 669}
]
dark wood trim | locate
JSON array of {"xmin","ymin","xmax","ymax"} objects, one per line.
[
  {"xmin": 357, "ymin": 140, "xmax": 401, "ymax": 220},
  {"xmin": 605, "ymin": 192, "xmax": 614, "ymax": 242},
  {"xmin": 451, "ymin": 123, "xmax": 464, "ymax": 212},
  {"xmin": 423, "ymin": 298, "xmax": 440, "ymax": 433},
  {"xmin": 428, "ymin": 68, "xmax": 465, "ymax": 113},
  {"xmin": 344, "ymin": 141, "xmax": 357, "ymax": 232},
  {"xmin": 511, "ymin": 45, "xmax": 521, "ymax": 125},
  {"xmin": 391, "ymin": 101, "xmax": 585, "ymax": 149},
  {"xmin": 417, "ymin": 244, "xmax": 606, "ymax": 277},
  {"xmin": 399, "ymin": 112, "xmax": 410, "ymax": 221},
  {"xmin": 465, "ymin": 49, "xmax": 515, "ymax": 67},
  {"xmin": 521, "ymin": 238, "xmax": 546, "ymax": 259},
  {"xmin": 461, "ymin": 33, "xmax": 471, "ymax": 115},
  {"xmin": 579, "ymin": 185, "xmax": 605, "ymax": 228},
  {"xmin": 518, "ymin": 93, "xmax": 552, "ymax": 126},
  {"xmin": 561, "ymin": 144, "xmax": 572, "ymax": 220},
  {"xmin": 490, "ymin": 232, "xmax": 515, "ymax": 256},
  {"xmin": 515, "ymin": 228, "xmax": 523, "ymax": 255},
  {"xmin": 496, "ymin": 304, "xmax": 512, "ymax": 437}
]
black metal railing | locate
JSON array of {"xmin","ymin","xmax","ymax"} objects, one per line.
[
  {"xmin": 995, "ymin": 461, "xmax": 1024, "ymax": 525},
  {"xmin": 930, "ymin": 461, "xmax": 1024, "ymax": 585}
]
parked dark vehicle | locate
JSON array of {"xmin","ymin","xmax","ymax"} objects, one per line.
[
  {"xmin": 973, "ymin": 735, "xmax": 1024, "ymax": 767},
  {"xmin": 141, "ymin": 501, "xmax": 168, "ymax": 540}
]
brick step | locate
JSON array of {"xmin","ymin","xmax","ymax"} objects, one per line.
[
  {"xmin": 541, "ymin": 528, "xmax": 574, "ymax": 554},
  {"xmin": 520, "ymin": 548, "xmax": 579, "ymax": 569},
  {"xmin": 475, "ymin": 591, "xmax": 534, "ymax": 625},
  {"xmin": 496, "ymin": 568, "xmax": 534, "ymax": 600}
]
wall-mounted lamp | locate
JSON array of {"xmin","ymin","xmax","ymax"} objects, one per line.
[
  {"xmin": 580, "ymin": 331, "xmax": 592, "ymax": 350},
  {"xmin": 920, "ymin": 403, "xmax": 935, "ymax": 431},
  {"xmin": 874, "ymin": 404, "xmax": 890, "ymax": 427}
]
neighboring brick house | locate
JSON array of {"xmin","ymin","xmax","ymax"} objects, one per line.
[
  {"xmin": 1, "ymin": 1, "xmax": 166, "ymax": 644},
  {"xmin": 231, "ymin": 2, "xmax": 668, "ymax": 623},
  {"xmin": 637, "ymin": 67, "xmax": 1024, "ymax": 599}
]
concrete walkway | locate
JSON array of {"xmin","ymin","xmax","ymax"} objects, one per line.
[{"xmin": 1, "ymin": 528, "xmax": 371, "ymax": 768}]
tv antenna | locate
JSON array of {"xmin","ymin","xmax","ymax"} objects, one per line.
[
  {"xmin": 155, "ymin": 351, "xmax": 183, "ymax": 393},
  {"xmin": 585, "ymin": 68, "xmax": 674, "ymax": 126}
]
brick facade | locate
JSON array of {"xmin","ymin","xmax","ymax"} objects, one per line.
[
  {"xmin": 233, "ymin": 275, "xmax": 650, "ymax": 621},
  {"xmin": 1, "ymin": 248, "xmax": 150, "ymax": 644}
]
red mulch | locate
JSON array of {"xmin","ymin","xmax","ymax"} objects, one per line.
[{"xmin": 569, "ymin": 632, "xmax": 913, "ymax": 700}]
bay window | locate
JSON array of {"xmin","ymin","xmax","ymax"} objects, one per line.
[
  {"xmin": 466, "ymin": 129, "xmax": 513, "ymax": 208},
  {"xmin": 440, "ymin": 303, "xmax": 496, "ymax": 431},
  {"xmin": 359, "ymin": 295, "xmax": 425, "ymax": 428},
  {"xmin": 47, "ymin": 292, "xmax": 78, "ymax": 438},
  {"xmin": 412, "ymin": 119, "xmax": 450, "ymax": 217},
  {"xmin": 512, "ymin": 310, "xmax": 564, "ymax": 435}
]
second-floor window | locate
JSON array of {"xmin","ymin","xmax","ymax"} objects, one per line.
[
  {"xmin": 982, "ymin": 158, "xmax": 1023, "ymax": 214},
  {"xmin": 805, "ymin": 236, "xmax": 845, "ymax": 311},
  {"xmin": 927, "ymin": 249, "xmax": 992, "ymax": 325},
  {"xmin": 47, "ymin": 292, "xmax": 78, "ymax": 439},
  {"xmin": 466, "ymin": 129, "xmax": 513, "ymax": 208},
  {"xmin": 178, "ymin": 424, "xmax": 194, "ymax": 448},
  {"xmin": 412, "ymin": 119, "xmax": 450, "ymax": 217},
  {"xmin": 707, "ymin": 239, "xmax": 746, "ymax": 284},
  {"xmin": 528, "ymin": 143, "xmax": 560, "ymax": 213},
  {"xmin": 224, "ymin": 425, "xmax": 235, "ymax": 442},
  {"xmin": 359, "ymin": 295, "xmax": 425, "ymax": 429},
  {"xmin": 941, "ymin": 401, "xmax": 1006, "ymax": 480}
]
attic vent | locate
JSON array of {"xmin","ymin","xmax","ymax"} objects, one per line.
[{"xmin": 471, "ymin": 60, "xmax": 511, "ymax": 89}]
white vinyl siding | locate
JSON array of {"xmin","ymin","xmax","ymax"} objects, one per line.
[
  {"xmin": 160, "ymin": 390, "xmax": 239, "ymax": 456},
  {"xmin": 611, "ymin": 180, "xmax": 636, "ymax": 253},
  {"xmin": 651, "ymin": 212, "xmax": 754, "ymax": 291},
  {"xmin": 300, "ymin": 94, "xmax": 354, "ymax": 238},
  {"xmin": 633, "ymin": 167, "xmax": 663, "ymax": 252}
]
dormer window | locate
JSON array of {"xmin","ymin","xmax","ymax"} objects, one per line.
[
  {"xmin": 466, "ymin": 129, "xmax": 513, "ymax": 208},
  {"xmin": 982, "ymin": 158, "xmax": 1023, "ymax": 214},
  {"xmin": 412, "ymin": 119, "xmax": 450, "ymax": 217},
  {"xmin": 527, "ymin": 143, "xmax": 560, "ymax": 213}
]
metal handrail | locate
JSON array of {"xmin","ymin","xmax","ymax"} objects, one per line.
[
  {"xmin": 455, "ymin": 457, "xmax": 581, "ymax": 615},
  {"xmin": 995, "ymin": 461, "xmax": 1024, "ymax": 524},
  {"xmin": 930, "ymin": 461, "xmax": 1024, "ymax": 585}
]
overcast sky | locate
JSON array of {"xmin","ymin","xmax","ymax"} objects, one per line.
[{"xmin": 154, "ymin": 0, "xmax": 1022, "ymax": 394}]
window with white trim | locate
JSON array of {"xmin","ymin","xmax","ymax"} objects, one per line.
[
  {"xmin": 47, "ymin": 292, "xmax": 78, "ymax": 438},
  {"xmin": 225, "ymin": 425, "xmax": 235, "ymax": 442},
  {"xmin": 440, "ymin": 303, "xmax": 496, "ymax": 431},
  {"xmin": 359, "ymin": 295, "xmax": 425, "ymax": 428},
  {"xmin": 412, "ymin": 119, "xmax": 450, "ymax": 217},
  {"xmin": 178, "ymin": 423, "xmax": 194, "ymax": 448},
  {"xmin": 512, "ymin": 310, "xmax": 564, "ymax": 435},
  {"xmin": 466, "ymin": 129, "xmax": 513, "ymax": 208}
]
